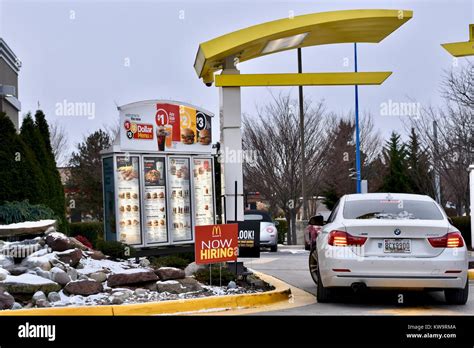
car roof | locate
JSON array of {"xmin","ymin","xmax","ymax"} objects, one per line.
[{"xmin": 343, "ymin": 193, "xmax": 434, "ymax": 202}]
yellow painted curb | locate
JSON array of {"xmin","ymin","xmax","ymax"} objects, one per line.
[
  {"xmin": 468, "ymin": 269, "xmax": 474, "ymax": 280},
  {"xmin": 0, "ymin": 272, "xmax": 291, "ymax": 316}
]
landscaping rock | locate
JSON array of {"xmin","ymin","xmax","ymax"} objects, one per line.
[
  {"xmin": 6, "ymin": 266, "xmax": 28, "ymax": 276},
  {"xmin": 34, "ymin": 268, "xmax": 51, "ymax": 280},
  {"xmin": 155, "ymin": 267, "xmax": 185, "ymax": 281},
  {"xmin": 50, "ymin": 267, "xmax": 71, "ymax": 286},
  {"xmin": 45, "ymin": 232, "xmax": 74, "ymax": 252},
  {"xmin": 246, "ymin": 275, "xmax": 266, "ymax": 288},
  {"xmin": 156, "ymin": 280, "xmax": 186, "ymax": 294},
  {"xmin": 36, "ymin": 299, "xmax": 51, "ymax": 308},
  {"xmin": 69, "ymin": 237, "xmax": 90, "ymax": 251},
  {"xmin": 32, "ymin": 291, "xmax": 46, "ymax": 303},
  {"xmin": 0, "ymin": 268, "xmax": 9, "ymax": 281},
  {"xmin": 134, "ymin": 288, "xmax": 147, "ymax": 297},
  {"xmin": 88, "ymin": 250, "xmax": 106, "ymax": 260},
  {"xmin": 56, "ymin": 249, "xmax": 82, "ymax": 267},
  {"xmin": 0, "ymin": 291, "xmax": 14, "ymax": 309},
  {"xmin": 0, "ymin": 256, "xmax": 15, "ymax": 269},
  {"xmin": 139, "ymin": 258, "xmax": 150, "ymax": 268},
  {"xmin": 227, "ymin": 281, "xmax": 237, "ymax": 289},
  {"xmin": 89, "ymin": 271, "xmax": 107, "ymax": 283},
  {"xmin": 0, "ymin": 274, "xmax": 61, "ymax": 294},
  {"xmin": 47, "ymin": 291, "xmax": 61, "ymax": 303},
  {"xmin": 11, "ymin": 302, "xmax": 22, "ymax": 310},
  {"xmin": 178, "ymin": 277, "xmax": 203, "ymax": 292},
  {"xmin": 109, "ymin": 290, "xmax": 131, "ymax": 304},
  {"xmin": 66, "ymin": 267, "xmax": 78, "ymax": 281},
  {"xmin": 107, "ymin": 269, "xmax": 158, "ymax": 287},
  {"xmin": 64, "ymin": 280, "xmax": 103, "ymax": 296},
  {"xmin": 184, "ymin": 262, "xmax": 205, "ymax": 277},
  {"xmin": 20, "ymin": 249, "xmax": 55, "ymax": 271}
]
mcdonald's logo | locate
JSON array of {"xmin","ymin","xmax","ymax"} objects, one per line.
[{"xmin": 212, "ymin": 225, "xmax": 222, "ymax": 238}]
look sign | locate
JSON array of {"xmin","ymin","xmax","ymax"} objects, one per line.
[{"xmin": 195, "ymin": 224, "xmax": 238, "ymax": 265}]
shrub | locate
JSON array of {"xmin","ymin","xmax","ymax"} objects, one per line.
[
  {"xmin": 450, "ymin": 216, "xmax": 471, "ymax": 247},
  {"xmin": 74, "ymin": 235, "xmax": 93, "ymax": 249},
  {"xmin": 69, "ymin": 222, "xmax": 104, "ymax": 247},
  {"xmin": 0, "ymin": 200, "xmax": 57, "ymax": 225},
  {"xmin": 151, "ymin": 255, "xmax": 191, "ymax": 270},
  {"xmin": 275, "ymin": 218, "xmax": 287, "ymax": 244},
  {"xmin": 96, "ymin": 240, "xmax": 136, "ymax": 260},
  {"xmin": 194, "ymin": 264, "xmax": 236, "ymax": 285}
]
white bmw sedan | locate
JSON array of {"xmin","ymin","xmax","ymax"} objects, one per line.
[{"xmin": 309, "ymin": 193, "xmax": 468, "ymax": 304}]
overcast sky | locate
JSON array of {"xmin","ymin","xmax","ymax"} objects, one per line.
[{"xmin": 1, "ymin": 0, "xmax": 473, "ymax": 160}]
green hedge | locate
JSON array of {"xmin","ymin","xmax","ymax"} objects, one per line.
[
  {"xmin": 451, "ymin": 216, "xmax": 471, "ymax": 247},
  {"xmin": 96, "ymin": 240, "xmax": 136, "ymax": 260},
  {"xmin": 275, "ymin": 218, "xmax": 287, "ymax": 244},
  {"xmin": 69, "ymin": 222, "xmax": 104, "ymax": 248},
  {"xmin": 0, "ymin": 200, "xmax": 58, "ymax": 225}
]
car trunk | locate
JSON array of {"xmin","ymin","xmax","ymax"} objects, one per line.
[{"xmin": 342, "ymin": 219, "xmax": 450, "ymax": 258}]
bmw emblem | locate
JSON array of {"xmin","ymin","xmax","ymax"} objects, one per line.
[{"xmin": 394, "ymin": 228, "xmax": 401, "ymax": 236}]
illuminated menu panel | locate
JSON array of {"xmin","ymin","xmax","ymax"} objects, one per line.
[
  {"xmin": 168, "ymin": 157, "xmax": 192, "ymax": 242},
  {"xmin": 193, "ymin": 158, "xmax": 214, "ymax": 226},
  {"xmin": 143, "ymin": 157, "xmax": 168, "ymax": 244},
  {"xmin": 116, "ymin": 156, "xmax": 141, "ymax": 245}
]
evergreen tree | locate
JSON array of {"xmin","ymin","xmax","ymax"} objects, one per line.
[
  {"xmin": 20, "ymin": 112, "xmax": 66, "ymax": 229},
  {"xmin": 381, "ymin": 132, "xmax": 411, "ymax": 193},
  {"xmin": 68, "ymin": 130, "xmax": 112, "ymax": 220},
  {"xmin": 406, "ymin": 128, "xmax": 434, "ymax": 196},
  {"xmin": 0, "ymin": 112, "xmax": 47, "ymax": 204}
]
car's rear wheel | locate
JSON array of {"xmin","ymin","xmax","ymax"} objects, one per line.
[
  {"xmin": 270, "ymin": 244, "xmax": 278, "ymax": 252},
  {"xmin": 445, "ymin": 280, "xmax": 469, "ymax": 305},
  {"xmin": 309, "ymin": 247, "xmax": 332, "ymax": 303}
]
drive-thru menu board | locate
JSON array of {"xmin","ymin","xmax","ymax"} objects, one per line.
[
  {"xmin": 116, "ymin": 156, "xmax": 141, "ymax": 245},
  {"xmin": 168, "ymin": 157, "xmax": 192, "ymax": 242},
  {"xmin": 193, "ymin": 158, "xmax": 214, "ymax": 226},
  {"xmin": 143, "ymin": 157, "xmax": 168, "ymax": 244}
]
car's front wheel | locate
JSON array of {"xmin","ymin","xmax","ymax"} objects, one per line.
[
  {"xmin": 309, "ymin": 247, "xmax": 332, "ymax": 303},
  {"xmin": 445, "ymin": 280, "xmax": 469, "ymax": 305}
]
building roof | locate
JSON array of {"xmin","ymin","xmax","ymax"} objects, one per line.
[{"xmin": 0, "ymin": 38, "xmax": 21, "ymax": 73}]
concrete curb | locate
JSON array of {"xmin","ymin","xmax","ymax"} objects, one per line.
[{"xmin": 0, "ymin": 272, "xmax": 291, "ymax": 316}]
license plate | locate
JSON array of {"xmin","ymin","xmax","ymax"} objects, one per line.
[{"xmin": 383, "ymin": 239, "xmax": 411, "ymax": 253}]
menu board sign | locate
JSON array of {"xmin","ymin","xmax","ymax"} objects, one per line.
[
  {"xmin": 143, "ymin": 157, "xmax": 168, "ymax": 244},
  {"xmin": 116, "ymin": 156, "xmax": 142, "ymax": 245},
  {"xmin": 193, "ymin": 158, "xmax": 214, "ymax": 226},
  {"xmin": 168, "ymin": 157, "xmax": 192, "ymax": 242},
  {"xmin": 119, "ymin": 101, "xmax": 213, "ymax": 154}
]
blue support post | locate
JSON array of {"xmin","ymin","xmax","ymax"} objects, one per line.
[{"xmin": 354, "ymin": 43, "xmax": 362, "ymax": 194}]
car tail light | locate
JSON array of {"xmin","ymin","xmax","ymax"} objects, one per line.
[
  {"xmin": 328, "ymin": 230, "xmax": 367, "ymax": 246},
  {"xmin": 265, "ymin": 226, "xmax": 275, "ymax": 234},
  {"xmin": 428, "ymin": 232, "xmax": 464, "ymax": 248}
]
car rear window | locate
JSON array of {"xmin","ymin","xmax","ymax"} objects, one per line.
[
  {"xmin": 343, "ymin": 199, "xmax": 444, "ymax": 220},
  {"xmin": 244, "ymin": 212, "xmax": 272, "ymax": 222}
]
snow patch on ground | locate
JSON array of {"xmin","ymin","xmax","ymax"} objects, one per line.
[
  {"xmin": 0, "ymin": 220, "xmax": 56, "ymax": 230},
  {"xmin": 3, "ymin": 274, "xmax": 57, "ymax": 285},
  {"xmin": 77, "ymin": 258, "xmax": 136, "ymax": 275}
]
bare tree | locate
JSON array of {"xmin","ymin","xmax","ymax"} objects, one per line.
[
  {"xmin": 49, "ymin": 121, "xmax": 69, "ymax": 167},
  {"xmin": 442, "ymin": 61, "xmax": 473, "ymax": 109},
  {"xmin": 242, "ymin": 92, "xmax": 333, "ymax": 244}
]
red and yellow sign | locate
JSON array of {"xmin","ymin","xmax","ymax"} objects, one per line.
[
  {"xmin": 195, "ymin": 224, "xmax": 238, "ymax": 264},
  {"xmin": 124, "ymin": 120, "xmax": 154, "ymax": 140}
]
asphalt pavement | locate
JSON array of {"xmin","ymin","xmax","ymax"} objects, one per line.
[{"xmin": 244, "ymin": 246, "xmax": 474, "ymax": 315}]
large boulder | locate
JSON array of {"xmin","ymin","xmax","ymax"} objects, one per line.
[
  {"xmin": 89, "ymin": 271, "xmax": 107, "ymax": 283},
  {"xmin": 155, "ymin": 267, "xmax": 185, "ymax": 281},
  {"xmin": 156, "ymin": 280, "xmax": 186, "ymax": 294},
  {"xmin": 20, "ymin": 249, "xmax": 56, "ymax": 271},
  {"xmin": 56, "ymin": 249, "xmax": 83, "ymax": 267},
  {"xmin": 0, "ymin": 291, "xmax": 14, "ymax": 309},
  {"xmin": 69, "ymin": 237, "xmax": 90, "ymax": 251},
  {"xmin": 64, "ymin": 280, "xmax": 103, "ymax": 296},
  {"xmin": 45, "ymin": 232, "xmax": 74, "ymax": 252},
  {"xmin": 0, "ymin": 268, "xmax": 9, "ymax": 281},
  {"xmin": 6, "ymin": 266, "xmax": 28, "ymax": 276},
  {"xmin": 0, "ymin": 274, "xmax": 61, "ymax": 294},
  {"xmin": 107, "ymin": 269, "xmax": 158, "ymax": 287}
]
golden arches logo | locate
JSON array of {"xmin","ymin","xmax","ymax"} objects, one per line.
[{"xmin": 212, "ymin": 225, "xmax": 222, "ymax": 238}]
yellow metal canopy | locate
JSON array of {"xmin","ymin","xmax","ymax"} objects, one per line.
[
  {"xmin": 215, "ymin": 72, "xmax": 392, "ymax": 87},
  {"xmin": 441, "ymin": 24, "xmax": 474, "ymax": 57},
  {"xmin": 194, "ymin": 9, "xmax": 413, "ymax": 84}
]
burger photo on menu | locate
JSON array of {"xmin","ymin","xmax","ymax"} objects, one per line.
[
  {"xmin": 198, "ymin": 129, "xmax": 211, "ymax": 145},
  {"xmin": 181, "ymin": 128, "xmax": 195, "ymax": 144}
]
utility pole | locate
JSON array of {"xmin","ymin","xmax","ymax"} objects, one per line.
[
  {"xmin": 298, "ymin": 48, "xmax": 308, "ymax": 221},
  {"xmin": 433, "ymin": 120, "xmax": 441, "ymax": 204},
  {"xmin": 354, "ymin": 43, "xmax": 362, "ymax": 194}
]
